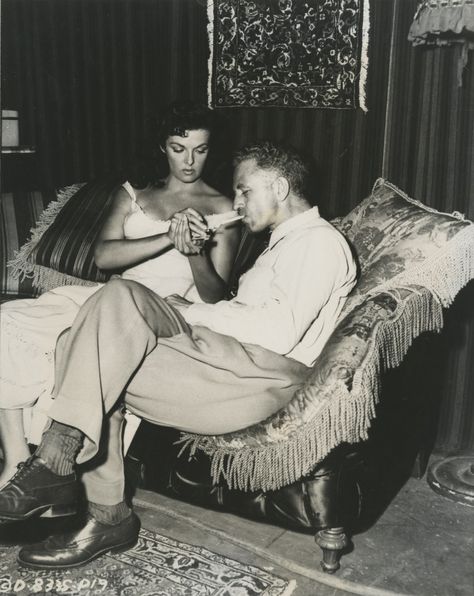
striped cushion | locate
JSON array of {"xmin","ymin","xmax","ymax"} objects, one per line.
[
  {"xmin": 7, "ymin": 178, "xmax": 120, "ymax": 294},
  {"xmin": 1, "ymin": 189, "xmax": 55, "ymax": 297}
]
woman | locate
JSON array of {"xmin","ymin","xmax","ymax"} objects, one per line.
[{"xmin": 0, "ymin": 101, "xmax": 240, "ymax": 486}]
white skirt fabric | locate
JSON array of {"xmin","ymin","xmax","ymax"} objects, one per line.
[
  {"xmin": 0, "ymin": 284, "xmax": 102, "ymax": 442},
  {"xmin": 1, "ymin": 283, "xmax": 172, "ymax": 449}
]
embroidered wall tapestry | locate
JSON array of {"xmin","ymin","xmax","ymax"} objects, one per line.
[{"xmin": 207, "ymin": 0, "xmax": 370, "ymax": 111}]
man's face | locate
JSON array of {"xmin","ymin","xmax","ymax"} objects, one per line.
[{"xmin": 233, "ymin": 159, "xmax": 279, "ymax": 232}]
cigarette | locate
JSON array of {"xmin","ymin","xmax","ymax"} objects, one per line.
[
  {"xmin": 205, "ymin": 211, "xmax": 244, "ymax": 232},
  {"xmin": 208, "ymin": 214, "xmax": 244, "ymax": 230},
  {"xmin": 191, "ymin": 212, "xmax": 244, "ymax": 241}
]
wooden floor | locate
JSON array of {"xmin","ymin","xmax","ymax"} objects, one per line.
[{"xmin": 134, "ymin": 467, "xmax": 474, "ymax": 596}]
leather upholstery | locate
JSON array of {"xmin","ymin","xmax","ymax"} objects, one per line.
[
  {"xmin": 126, "ymin": 423, "xmax": 371, "ymax": 534},
  {"xmin": 171, "ymin": 446, "xmax": 367, "ymax": 531}
]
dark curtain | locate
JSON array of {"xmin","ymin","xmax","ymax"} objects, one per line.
[
  {"xmin": 381, "ymin": 0, "xmax": 474, "ymax": 454},
  {"xmin": 1, "ymin": 0, "xmax": 391, "ymax": 213},
  {"xmin": 2, "ymin": 0, "xmax": 473, "ymax": 453},
  {"xmin": 1, "ymin": 0, "xmax": 209, "ymax": 188}
]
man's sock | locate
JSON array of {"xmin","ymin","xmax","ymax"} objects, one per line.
[
  {"xmin": 88, "ymin": 500, "xmax": 132, "ymax": 525},
  {"xmin": 35, "ymin": 421, "xmax": 83, "ymax": 476}
]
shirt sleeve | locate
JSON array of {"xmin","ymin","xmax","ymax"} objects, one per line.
[{"xmin": 184, "ymin": 229, "xmax": 351, "ymax": 355}]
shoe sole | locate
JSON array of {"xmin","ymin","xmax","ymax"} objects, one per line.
[
  {"xmin": 17, "ymin": 535, "xmax": 139, "ymax": 570},
  {"xmin": 0, "ymin": 502, "xmax": 78, "ymax": 521}
]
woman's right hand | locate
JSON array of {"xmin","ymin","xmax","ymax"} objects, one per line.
[{"xmin": 167, "ymin": 211, "xmax": 203, "ymax": 255}]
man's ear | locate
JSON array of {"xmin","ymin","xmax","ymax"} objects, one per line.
[{"xmin": 273, "ymin": 176, "xmax": 290, "ymax": 202}]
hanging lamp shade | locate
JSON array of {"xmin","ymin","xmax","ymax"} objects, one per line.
[
  {"xmin": 408, "ymin": 0, "xmax": 474, "ymax": 83},
  {"xmin": 408, "ymin": 0, "xmax": 474, "ymax": 46}
]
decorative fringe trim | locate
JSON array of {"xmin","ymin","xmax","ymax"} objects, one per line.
[
  {"xmin": 388, "ymin": 225, "xmax": 474, "ymax": 307},
  {"xmin": 7, "ymin": 184, "xmax": 90, "ymax": 292},
  {"xmin": 181, "ymin": 289, "xmax": 447, "ymax": 492},
  {"xmin": 207, "ymin": 0, "xmax": 214, "ymax": 108},
  {"xmin": 23, "ymin": 264, "xmax": 97, "ymax": 292},
  {"xmin": 359, "ymin": 0, "xmax": 370, "ymax": 113}
]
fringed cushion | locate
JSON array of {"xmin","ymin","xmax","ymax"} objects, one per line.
[
  {"xmin": 338, "ymin": 178, "xmax": 473, "ymax": 311},
  {"xmin": 1, "ymin": 189, "xmax": 56, "ymax": 297},
  {"xmin": 181, "ymin": 178, "xmax": 474, "ymax": 492},
  {"xmin": 8, "ymin": 178, "xmax": 120, "ymax": 293}
]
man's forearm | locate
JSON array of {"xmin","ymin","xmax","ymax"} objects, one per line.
[{"xmin": 188, "ymin": 252, "xmax": 227, "ymax": 303}]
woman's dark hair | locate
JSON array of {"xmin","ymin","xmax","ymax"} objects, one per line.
[
  {"xmin": 126, "ymin": 101, "xmax": 228, "ymax": 189},
  {"xmin": 157, "ymin": 101, "xmax": 218, "ymax": 147}
]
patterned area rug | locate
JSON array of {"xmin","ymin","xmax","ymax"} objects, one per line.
[
  {"xmin": 0, "ymin": 528, "xmax": 295, "ymax": 595},
  {"xmin": 208, "ymin": 0, "xmax": 370, "ymax": 110}
]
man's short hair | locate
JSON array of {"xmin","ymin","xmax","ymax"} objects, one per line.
[{"xmin": 233, "ymin": 141, "xmax": 310, "ymax": 198}]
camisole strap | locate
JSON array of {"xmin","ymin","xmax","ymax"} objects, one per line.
[{"xmin": 122, "ymin": 181, "xmax": 137, "ymax": 203}]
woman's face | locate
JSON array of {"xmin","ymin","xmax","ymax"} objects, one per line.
[{"xmin": 163, "ymin": 128, "xmax": 210, "ymax": 183}]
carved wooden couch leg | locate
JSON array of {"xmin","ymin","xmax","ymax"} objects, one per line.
[{"xmin": 315, "ymin": 527, "xmax": 348, "ymax": 573}]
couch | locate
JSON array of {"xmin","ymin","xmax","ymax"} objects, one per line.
[{"xmin": 2, "ymin": 177, "xmax": 473, "ymax": 572}]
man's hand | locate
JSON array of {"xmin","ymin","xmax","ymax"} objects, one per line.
[
  {"xmin": 165, "ymin": 294, "xmax": 193, "ymax": 313},
  {"xmin": 167, "ymin": 208, "xmax": 210, "ymax": 255}
]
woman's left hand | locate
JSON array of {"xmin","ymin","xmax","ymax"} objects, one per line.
[
  {"xmin": 168, "ymin": 213, "xmax": 198, "ymax": 254},
  {"xmin": 168, "ymin": 208, "xmax": 209, "ymax": 255}
]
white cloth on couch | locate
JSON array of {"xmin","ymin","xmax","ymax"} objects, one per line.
[{"xmin": 0, "ymin": 182, "xmax": 202, "ymax": 443}]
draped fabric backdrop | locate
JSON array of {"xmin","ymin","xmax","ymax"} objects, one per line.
[
  {"xmin": 1, "ymin": 0, "xmax": 473, "ymax": 454},
  {"xmin": 1, "ymin": 0, "xmax": 210, "ymax": 188}
]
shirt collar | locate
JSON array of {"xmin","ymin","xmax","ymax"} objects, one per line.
[{"xmin": 268, "ymin": 206, "xmax": 320, "ymax": 249}]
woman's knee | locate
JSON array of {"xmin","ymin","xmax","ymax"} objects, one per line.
[
  {"xmin": 99, "ymin": 278, "xmax": 142, "ymax": 301},
  {"xmin": 97, "ymin": 279, "xmax": 161, "ymax": 319}
]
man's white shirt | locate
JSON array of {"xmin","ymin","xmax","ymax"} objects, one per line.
[{"xmin": 184, "ymin": 207, "xmax": 357, "ymax": 366}]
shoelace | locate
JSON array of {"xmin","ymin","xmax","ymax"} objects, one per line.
[{"xmin": 2, "ymin": 456, "xmax": 38, "ymax": 490}]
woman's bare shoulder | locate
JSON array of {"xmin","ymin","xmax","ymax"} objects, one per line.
[
  {"xmin": 133, "ymin": 182, "xmax": 169, "ymax": 203},
  {"xmin": 110, "ymin": 185, "xmax": 134, "ymax": 210},
  {"xmin": 201, "ymin": 184, "xmax": 233, "ymax": 214}
]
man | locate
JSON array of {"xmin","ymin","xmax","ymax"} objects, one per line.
[{"xmin": 0, "ymin": 141, "xmax": 356, "ymax": 568}]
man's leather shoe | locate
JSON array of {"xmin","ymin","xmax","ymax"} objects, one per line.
[
  {"xmin": 0, "ymin": 456, "xmax": 79, "ymax": 520},
  {"xmin": 18, "ymin": 512, "xmax": 141, "ymax": 569}
]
